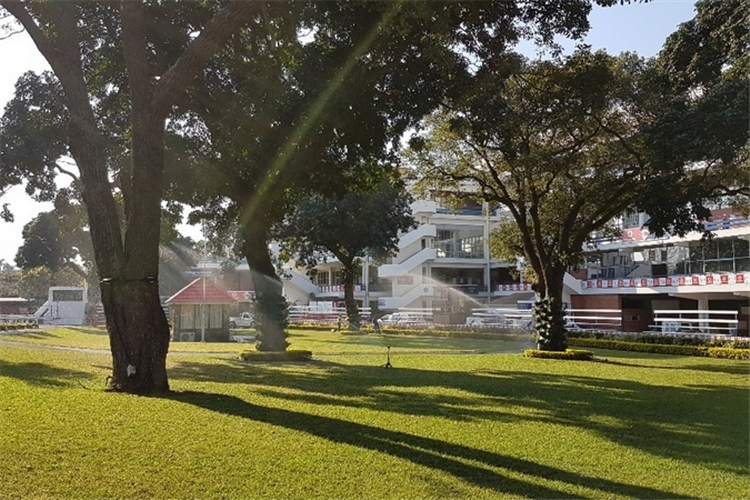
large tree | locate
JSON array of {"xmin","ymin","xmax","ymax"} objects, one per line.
[
  {"xmin": 0, "ymin": 0, "xmax": 643, "ymax": 368},
  {"xmin": 640, "ymin": 0, "xmax": 749, "ymax": 231},
  {"xmin": 275, "ymin": 171, "xmax": 415, "ymax": 329},
  {"xmin": 173, "ymin": 0, "xmax": 620, "ymax": 350},
  {"xmin": 409, "ymin": 50, "xmax": 660, "ymax": 351},
  {"xmin": 0, "ymin": 1, "xmax": 262, "ymax": 393}
]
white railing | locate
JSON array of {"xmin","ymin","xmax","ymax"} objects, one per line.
[
  {"xmin": 289, "ymin": 306, "xmax": 372, "ymax": 324},
  {"xmin": 0, "ymin": 314, "xmax": 38, "ymax": 324},
  {"xmin": 565, "ymin": 309, "xmax": 622, "ymax": 332},
  {"xmin": 652, "ymin": 310, "xmax": 739, "ymax": 335},
  {"xmin": 466, "ymin": 308, "xmax": 534, "ymax": 330},
  {"xmin": 466, "ymin": 307, "xmax": 623, "ymax": 332}
]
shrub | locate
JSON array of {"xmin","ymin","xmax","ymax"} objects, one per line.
[
  {"xmin": 524, "ymin": 349, "xmax": 594, "ymax": 360},
  {"xmin": 0, "ymin": 323, "xmax": 35, "ymax": 332},
  {"xmin": 569, "ymin": 337, "xmax": 705, "ymax": 355},
  {"xmin": 568, "ymin": 329, "xmax": 749, "ymax": 349},
  {"xmin": 238, "ymin": 349, "xmax": 313, "ymax": 362},
  {"xmin": 705, "ymin": 347, "xmax": 750, "ymax": 360},
  {"xmin": 568, "ymin": 337, "xmax": 750, "ymax": 359}
]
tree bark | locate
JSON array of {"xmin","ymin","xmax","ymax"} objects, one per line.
[
  {"xmin": 240, "ymin": 226, "xmax": 288, "ymax": 352},
  {"xmin": 101, "ymin": 278, "xmax": 170, "ymax": 393},
  {"xmin": 340, "ymin": 258, "xmax": 360, "ymax": 329},
  {"xmin": 2, "ymin": 0, "xmax": 263, "ymax": 393},
  {"xmin": 534, "ymin": 265, "xmax": 568, "ymax": 352}
]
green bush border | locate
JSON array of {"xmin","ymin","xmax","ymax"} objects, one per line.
[
  {"xmin": 568, "ymin": 330, "xmax": 749, "ymax": 349},
  {"xmin": 524, "ymin": 349, "xmax": 594, "ymax": 360},
  {"xmin": 705, "ymin": 347, "xmax": 750, "ymax": 360},
  {"xmin": 0, "ymin": 322, "xmax": 38, "ymax": 332},
  {"xmin": 568, "ymin": 337, "xmax": 749, "ymax": 360},
  {"xmin": 238, "ymin": 349, "xmax": 313, "ymax": 362}
]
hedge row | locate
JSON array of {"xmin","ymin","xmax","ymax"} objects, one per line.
[
  {"xmin": 568, "ymin": 337, "xmax": 749, "ymax": 360},
  {"xmin": 239, "ymin": 349, "xmax": 313, "ymax": 362},
  {"xmin": 568, "ymin": 330, "xmax": 749, "ymax": 349},
  {"xmin": 524, "ymin": 349, "xmax": 594, "ymax": 361},
  {"xmin": 0, "ymin": 322, "xmax": 37, "ymax": 332}
]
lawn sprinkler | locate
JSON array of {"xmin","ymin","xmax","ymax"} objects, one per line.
[{"xmin": 383, "ymin": 345, "xmax": 392, "ymax": 368}]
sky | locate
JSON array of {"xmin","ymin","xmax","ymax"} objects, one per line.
[{"xmin": 0, "ymin": 0, "xmax": 699, "ymax": 266}]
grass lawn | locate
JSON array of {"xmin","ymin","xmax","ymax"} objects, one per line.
[{"xmin": 1, "ymin": 328, "xmax": 748, "ymax": 499}]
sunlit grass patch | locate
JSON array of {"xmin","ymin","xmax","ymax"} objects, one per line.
[{"xmin": 1, "ymin": 332, "xmax": 748, "ymax": 500}]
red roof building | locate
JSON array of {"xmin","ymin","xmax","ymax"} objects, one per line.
[
  {"xmin": 166, "ymin": 278, "xmax": 237, "ymax": 342},
  {"xmin": 166, "ymin": 278, "xmax": 238, "ymax": 305}
]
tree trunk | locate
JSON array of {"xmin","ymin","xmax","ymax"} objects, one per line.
[
  {"xmin": 241, "ymin": 231, "xmax": 288, "ymax": 351},
  {"xmin": 534, "ymin": 265, "xmax": 568, "ymax": 351},
  {"xmin": 341, "ymin": 259, "xmax": 360, "ymax": 330},
  {"xmin": 3, "ymin": 0, "xmax": 264, "ymax": 394},
  {"xmin": 102, "ymin": 278, "xmax": 170, "ymax": 392}
]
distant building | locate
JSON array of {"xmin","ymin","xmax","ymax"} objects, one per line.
[
  {"xmin": 0, "ymin": 297, "xmax": 33, "ymax": 315},
  {"xmin": 166, "ymin": 278, "xmax": 237, "ymax": 342}
]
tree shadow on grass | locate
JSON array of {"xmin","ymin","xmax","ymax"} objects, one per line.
[
  {"xmin": 166, "ymin": 389, "xmax": 694, "ymax": 500},
  {"xmin": 327, "ymin": 333, "xmax": 535, "ymax": 353},
  {"xmin": 676, "ymin": 362, "xmax": 749, "ymax": 376},
  {"xmin": 601, "ymin": 357, "xmax": 750, "ymax": 376},
  {"xmin": 0, "ymin": 359, "xmax": 93, "ymax": 387},
  {"xmin": 168, "ymin": 358, "xmax": 749, "ymax": 477}
]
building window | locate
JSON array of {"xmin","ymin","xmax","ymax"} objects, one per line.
[
  {"xmin": 181, "ymin": 306, "xmax": 196, "ymax": 329},
  {"xmin": 734, "ymin": 240, "xmax": 749, "ymax": 258},
  {"xmin": 622, "ymin": 213, "xmax": 640, "ymax": 229},
  {"xmin": 331, "ymin": 270, "xmax": 342, "ymax": 285},
  {"xmin": 208, "ymin": 305, "xmax": 223, "ymax": 328}
]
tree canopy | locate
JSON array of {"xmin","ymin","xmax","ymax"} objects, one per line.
[
  {"xmin": 0, "ymin": 0, "xmax": 263, "ymax": 393},
  {"xmin": 275, "ymin": 169, "xmax": 415, "ymax": 327},
  {"xmin": 640, "ymin": 0, "xmax": 749, "ymax": 231},
  {"xmin": 408, "ymin": 49, "xmax": 668, "ymax": 350},
  {"xmin": 168, "ymin": 0, "xmax": 620, "ymax": 349},
  {"xmin": 1, "ymin": 0, "xmax": 651, "ymax": 369}
]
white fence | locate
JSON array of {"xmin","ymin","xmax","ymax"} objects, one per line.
[
  {"xmin": 652, "ymin": 310, "xmax": 739, "ymax": 335},
  {"xmin": 289, "ymin": 306, "xmax": 372, "ymax": 325},
  {"xmin": 467, "ymin": 308, "xmax": 623, "ymax": 332},
  {"xmin": 565, "ymin": 309, "xmax": 622, "ymax": 332}
]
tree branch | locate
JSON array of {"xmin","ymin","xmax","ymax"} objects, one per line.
[{"xmin": 152, "ymin": 0, "xmax": 262, "ymax": 116}]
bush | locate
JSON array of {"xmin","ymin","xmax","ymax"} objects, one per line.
[
  {"xmin": 705, "ymin": 347, "xmax": 750, "ymax": 360},
  {"xmin": 569, "ymin": 337, "xmax": 704, "ymax": 356},
  {"xmin": 0, "ymin": 322, "xmax": 37, "ymax": 332},
  {"xmin": 568, "ymin": 337, "xmax": 750, "ymax": 359},
  {"xmin": 524, "ymin": 349, "xmax": 594, "ymax": 360},
  {"xmin": 568, "ymin": 330, "xmax": 749, "ymax": 349},
  {"xmin": 238, "ymin": 349, "xmax": 312, "ymax": 362}
]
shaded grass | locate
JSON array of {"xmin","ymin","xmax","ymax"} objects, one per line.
[
  {"xmin": 0, "ymin": 326, "xmax": 534, "ymax": 355},
  {"xmin": 0, "ymin": 331, "xmax": 748, "ymax": 500}
]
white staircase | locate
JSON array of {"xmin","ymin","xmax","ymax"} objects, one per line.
[
  {"xmin": 283, "ymin": 268, "xmax": 318, "ymax": 295},
  {"xmin": 378, "ymin": 248, "xmax": 437, "ymax": 277},
  {"xmin": 397, "ymin": 224, "xmax": 437, "ymax": 250}
]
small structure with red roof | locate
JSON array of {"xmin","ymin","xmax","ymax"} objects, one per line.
[{"xmin": 166, "ymin": 277, "xmax": 237, "ymax": 342}]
